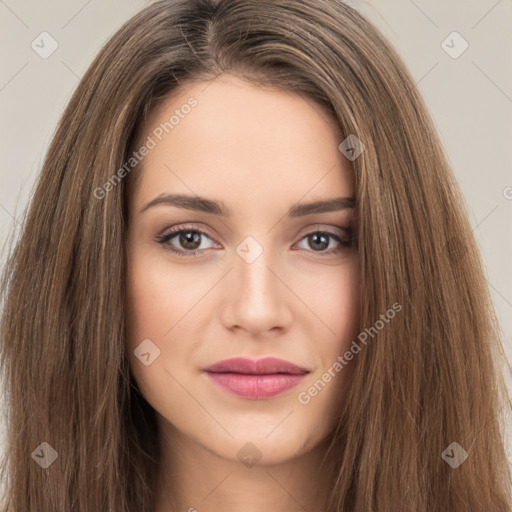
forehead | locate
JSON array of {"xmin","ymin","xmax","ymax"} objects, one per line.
[{"xmin": 130, "ymin": 75, "xmax": 354, "ymax": 213}]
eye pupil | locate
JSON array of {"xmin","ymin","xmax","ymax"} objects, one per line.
[
  {"xmin": 309, "ymin": 233, "xmax": 329, "ymax": 251},
  {"xmin": 180, "ymin": 231, "xmax": 201, "ymax": 250}
]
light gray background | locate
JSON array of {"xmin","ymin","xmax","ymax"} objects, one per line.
[{"xmin": 1, "ymin": 0, "xmax": 511, "ymax": 473}]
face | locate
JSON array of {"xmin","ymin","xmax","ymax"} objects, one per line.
[{"xmin": 125, "ymin": 74, "xmax": 360, "ymax": 466}]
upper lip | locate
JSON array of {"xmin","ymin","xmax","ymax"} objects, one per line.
[{"xmin": 202, "ymin": 357, "xmax": 310, "ymax": 375}]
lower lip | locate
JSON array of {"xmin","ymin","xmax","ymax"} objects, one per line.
[{"xmin": 204, "ymin": 372, "xmax": 307, "ymax": 399}]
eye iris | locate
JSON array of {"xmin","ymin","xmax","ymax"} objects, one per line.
[
  {"xmin": 309, "ymin": 233, "xmax": 329, "ymax": 251},
  {"xmin": 179, "ymin": 230, "xmax": 201, "ymax": 250}
]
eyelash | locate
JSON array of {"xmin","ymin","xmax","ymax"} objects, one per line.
[{"xmin": 155, "ymin": 224, "xmax": 355, "ymax": 258}]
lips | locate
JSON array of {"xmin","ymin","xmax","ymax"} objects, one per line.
[
  {"xmin": 202, "ymin": 357, "xmax": 310, "ymax": 399},
  {"xmin": 202, "ymin": 357, "xmax": 310, "ymax": 375}
]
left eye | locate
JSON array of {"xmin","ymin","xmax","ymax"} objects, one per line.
[
  {"xmin": 156, "ymin": 227, "xmax": 353, "ymax": 257},
  {"xmin": 156, "ymin": 228, "xmax": 217, "ymax": 256}
]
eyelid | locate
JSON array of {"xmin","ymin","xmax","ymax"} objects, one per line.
[
  {"xmin": 158, "ymin": 222, "xmax": 350, "ymax": 241},
  {"xmin": 297, "ymin": 223, "xmax": 349, "ymax": 237},
  {"xmin": 160, "ymin": 222, "xmax": 217, "ymax": 237}
]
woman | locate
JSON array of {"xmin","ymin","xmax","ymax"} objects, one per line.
[{"xmin": 1, "ymin": 0, "xmax": 510, "ymax": 510}]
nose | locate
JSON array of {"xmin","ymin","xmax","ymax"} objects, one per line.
[{"xmin": 220, "ymin": 240, "xmax": 293, "ymax": 337}]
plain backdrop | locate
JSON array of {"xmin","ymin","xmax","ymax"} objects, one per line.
[{"xmin": 1, "ymin": 0, "xmax": 511, "ymax": 476}]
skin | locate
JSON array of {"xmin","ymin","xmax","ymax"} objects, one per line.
[{"xmin": 125, "ymin": 74, "xmax": 361, "ymax": 512}]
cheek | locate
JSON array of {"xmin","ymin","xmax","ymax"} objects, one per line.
[
  {"xmin": 125, "ymin": 251, "xmax": 206, "ymax": 347},
  {"xmin": 124, "ymin": 249, "xmax": 220, "ymax": 381},
  {"xmin": 303, "ymin": 261, "xmax": 360, "ymax": 355},
  {"xmin": 304, "ymin": 264, "xmax": 360, "ymax": 406},
  {"xmin": 296, "ymin": 267, "xmax": 360, "ymax": 426},
  {"xmin": 124, "ymin": 253, "xmax": 182, "ymax": 384},
  {"xmin": 124, "ymin": 255, "xmax": 202, "ymax": 416},
  {"xmin": 331, "ymin": 267, "xmax": 360, "ymax": 341}
]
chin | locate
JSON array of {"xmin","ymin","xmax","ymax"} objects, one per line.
[{"xmin": 194, "ymin": 423, "xmax": 327, "ymax": 467}]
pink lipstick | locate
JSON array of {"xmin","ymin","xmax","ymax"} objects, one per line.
[{"xmin": 202, "ymin": 357, "xmax": 310, "ymax": 399}]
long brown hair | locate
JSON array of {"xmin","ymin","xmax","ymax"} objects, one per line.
[{"xmin": 1, "ymin": 0, "xmax": 510, "ymax": 510}]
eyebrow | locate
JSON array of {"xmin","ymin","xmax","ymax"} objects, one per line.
[{"xmin": 139, "ymin": 193, "xmax": 355, "ymax": 217}]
